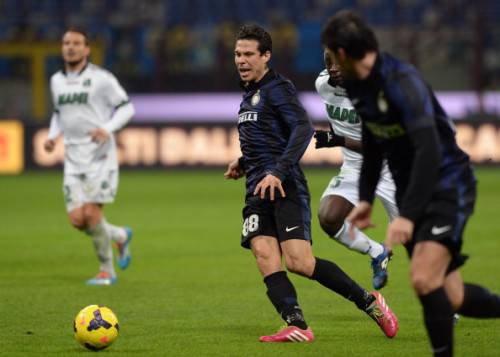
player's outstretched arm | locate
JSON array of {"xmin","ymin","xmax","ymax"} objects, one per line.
[{"xmin": 224, "ymin": 158, "xmax": 245, "ymax": 180}]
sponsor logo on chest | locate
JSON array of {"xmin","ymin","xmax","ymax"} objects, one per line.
[
  {"xmin": 58, "ymin": 92, "xmax": 89, "ymax": 105},
  {"xmin": 326, "ymin": 104, "xmax": 359, "ymax": 124},
  {"xmin": 365, "ymin": 121, "xmax": 406, "ymax": 139},
  {"xmin": 238, "ymin": 111, "xmax": 258, "ymax": 124}
]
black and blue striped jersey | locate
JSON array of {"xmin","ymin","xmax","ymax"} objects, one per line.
[
  {"xmin": 237, "ymin": 70, "xmax": 314, "ymax": 195},
  {"xmin": 343, "ymin": 53, "xmax": 475, "ymax": 222}
]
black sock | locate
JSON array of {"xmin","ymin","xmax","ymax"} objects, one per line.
[
  {"xmin": 419, "ymin": 287, "xmax": 454, "ymax": 357},
  {"xmin": 311, "ymin": 257, "xmax": 373, "ymax": 310},
  {"xmin": 264, "ymin": 271, "xmax": 307, "ymax": 330},
  {"xmin": 458, "ymin": 283, "xmax": 500, "ymax": 318}
]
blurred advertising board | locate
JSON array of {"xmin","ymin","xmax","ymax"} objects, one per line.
[
  {"xmin": 130, "ymin": 92, "xmax": 500, "ymax": 122},
  {"xmin": 23, "ymin": 121, "xmax": 500, "ymax": 170},
  {"xmin": 0, "ymin": 120, "xmax": 24, "ymax": 174}
]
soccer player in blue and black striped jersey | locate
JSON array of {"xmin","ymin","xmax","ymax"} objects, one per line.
[
  {"xmin": 224, "ymin": 24, "xmax": 398, "ymax": 343},
  {"xmin": 321, "ymin": 10, "xmax": 500, "ymax": 356}
]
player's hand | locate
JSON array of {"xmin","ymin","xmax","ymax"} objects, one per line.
[
  {"xmin": 224, "ymin": 159, "xmax": 245, "ymax": 180},
  {"xmin": 346, "ymin": 201, "xmax": 374, "ymax": 239},
  {"xmin": 314, "ymin": 130, "xmax": 345, "ymax": 148},
  {"xmin": 385, "ymin": 217, "xmax": 414, "ymax": 251},
  {"xmin": 254, "ymin": 174, "xmax": 286, "ymax": 201},
  {"xmin": 89, "ymin": 128, "xmax": 110, "ymax": 143},
  {"xmin": 44, "ymin": 139, "xmax": 56, "ymax": 153}
]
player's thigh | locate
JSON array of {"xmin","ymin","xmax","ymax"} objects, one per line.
[
  {"xmin": 250, "ymin": 235, "xmax": 283, "ymax": 276},
  {"xmin": 411, "ymin": 241, "xmax": 451, "ymax": 293},
  {"xmin": 318, "ymin": 194, "xmax": 354, "ymax": 227}
]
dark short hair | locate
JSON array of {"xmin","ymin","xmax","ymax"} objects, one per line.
[
  {"xmin": 64, "ymin": 26, "xmax": 90, "ymax": 45},
  {"xmin": 321, "ymin": 10, "xmax": 378, "ymax": 59},
  {"xmin": 236, "ymin": 24, "xmax": 272, "ymax": 54}
]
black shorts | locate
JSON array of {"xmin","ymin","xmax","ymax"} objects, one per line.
[
  {"xmin": 240, "ymin": 178, "xmax": 311, "ymax": 249},
  {"xmin": 405, "ymin": 184, "xmax": 476, "ymax": 273}
]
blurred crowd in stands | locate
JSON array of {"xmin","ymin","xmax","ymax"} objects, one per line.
[{"xmin": 0, "ymin": 0, "xmax": 499, "ymax": 94}]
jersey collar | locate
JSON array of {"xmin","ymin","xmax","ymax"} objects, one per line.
[
  {"xmin": 240, "ymin": 69, "xmax": 277, "ymax": 92},
  {"xmin": 62, "ymin": 61, "xmax": 90, "ymax": 76}
]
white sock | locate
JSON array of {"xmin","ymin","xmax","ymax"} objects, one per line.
[
  {"xmin": 332, "ymin": 221, "xmax": 384, "ymax": 258},
  {"xmin": 86, "ymin": 220, "xmax": 116, "ymax": 276},
  {"xmin": 102, "ymin": 218, "xmax": 127, "ymax": 244}
]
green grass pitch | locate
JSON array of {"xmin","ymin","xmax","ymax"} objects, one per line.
[{"xmin": 1, "ymin": 168, "xmax": 499, "ymax": 356}]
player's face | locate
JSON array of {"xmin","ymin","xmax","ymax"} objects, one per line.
[
  {"xmin": 325, "ymin": 47, "xmax": 357, "ymax": 81},
  {"xmin": 234, "ymin": 39, "xmax": 271, "ymax": 82},
  {"xmin": 62, "ymin": 31, "xmax": 90, "ymax": 66},
  {"xmin": 324, "ymin": 48, "xmax": 343, "ymax": 85}
]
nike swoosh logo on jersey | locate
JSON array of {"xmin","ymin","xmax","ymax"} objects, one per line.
[
  {"xmin": 285, "ymin": 226, "xmax": 300, "ymax": 232},
  {"xmin": 431, "ymin": 225, "xmax": 452, "ymax": 235}
]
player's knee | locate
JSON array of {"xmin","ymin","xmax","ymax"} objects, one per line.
[
  {"xmin": 284, "ymin": 254, "xmax": 315, "ymax": 277},
  {"xmin": 411, "ymin": 269, "xmax": 442, "ymax": 295},
  {"xmin": 318, "ymin": 209, "xmax": 344, "ymax": 236},
  {"xmin": 252, "ymin": 244, "xmax": 275, "ymax": 265},
  {"xmin": 69, "ymin": 214, "xmax": 86, "ymax": 230},
  {"xmin": 82, "ymin": 205, "xmax": 101, "ymax": 227}
]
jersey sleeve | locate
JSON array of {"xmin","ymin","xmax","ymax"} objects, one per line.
[
  {"xmin": 49, "ymin": 75, "xmax": 59, "ymax": 112},
  {"xmin": 47, "ymin": 112, "xmax": 62, "ymax": 140},
  {"xmin": 47, "ymin": 75, "xmax": 62, "ymax": 139},
  {"xmin": 267, "ymin": 80, "xmax": 314, "ymax": 180},
  {"xmin": 102, "ymin": 72, "xmax": 130, "ymax": 109}
]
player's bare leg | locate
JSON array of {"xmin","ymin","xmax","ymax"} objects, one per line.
[
  {"xmin": 319, "ymin": 195, "xmax": 391, "ymax": 289},
  {"xmin": 281, "ymin": 239, "xmax": 398, "ymax": 338},
  {"xmin": 251, "ymin": 236, "xmax": 313, "ymax": 342},
  {"xmin": 68, "ymin": 203, "xmax": 116, "ymax": 285},
  {"xmin": 411, "ymin": 241, "xmax": 453, "ymax": 356}
]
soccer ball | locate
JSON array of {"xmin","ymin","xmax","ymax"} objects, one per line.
[{"xmin": 73, "ymin": 305, "xmax": 119, "ymax": 351}]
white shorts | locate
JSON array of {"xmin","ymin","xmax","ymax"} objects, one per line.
[
  {"xmin": 63, "ymin": 170, "xmax": 119, "ymax": 212},
  {"xmin": 321, "ymin": 166, "xmax": 399, "ymax": 221}
]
